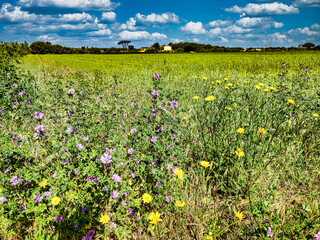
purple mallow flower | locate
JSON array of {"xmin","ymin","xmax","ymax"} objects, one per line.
[
  {"xmin": 18, "ymin": 91, "xmax": 25, "ymax": 97},
  {"xmin": 152, "ymin": 90, "xmax": 159, "ymax": 96},
  {"xmin": 130, "ymin": 128, "xmax": 137, "ymax": 134},
  {"xmin": 165, "ymin": 196, "xmax": 171, "ymax": 203},
  {"xmin": 0, "ymin": 195, "xmax": 6, "ymax": 203},
  {"xmin": 83, "ymin": 136, "xmax": 89, "ymax": 142},
  {"xmin": 19, "ymin": 205, "xmax": 27, "ymax": 212},
  {"xmin": 111, "ymin": 190, "xmax": 119, "ymax": 199},
  {"xmin": 112, "ymin": 174, "xmax": 122, "ymax": 183},
  {"xmin": 10, "ymin": 176, "xmax": 23, "ymax": 186},
  {"xmin": 267, "ymin": 227, "xmax": 273, "ymax": 238},
  {"xmin": 66, "ymin": 127, "xmax": 74, "ymax": 134},
  {"xmin": 34, "ymin": 125, "xmax": 44, "ymax": 132},
  {"xmin": 34, "ymin": 111, "xmax": 44, "ymax": 119},
  {"xmin": 82, "ymin": 229, "xmax": 95, "ymax": 240},
  {"xmin": 13, "ymin": 83, "xmax": 18, "ymax": 87},
  {"xmin": 101, "ymin": 153, "xmax": 112, "ymax": 164},
  {"xmin": 54, "ymin": 215, "xmax": 63, "ymax": 222},
  {"xmin": 121, "ymin": 201, "xmax": 128, "ymax": 207},
  {"xmin": 151, "ymin": 136, "xmax": 157, "ymax": 143},
  {"xmin": 77, "ymin": 143, "xmax": 84, "ymax": 151},
  {"xmin": 34, "ymin": 194, "xmax": 43, "ymax": 203},
  {"xmin": 130, "ymin": 171, "xmax": 135, "ymax": 178},
  {"xmin": 315, "ymin": 232, "xmax": 320, "ymax": 240},
  {"xmin": 68, "ymin": 89, "xmax": 75, "ymax": 95},
  {"xmin": 128, "ymin": 148, "xmax": 134, "ymax": 154},
  {"xmin": 171, "ymin": 101, "xmax": 178, "ymax": 107},
  {"xmin": 153, "ymin": 73, "xmax": 160, "ymax": 80}
]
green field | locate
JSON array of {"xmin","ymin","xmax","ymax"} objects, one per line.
[{"xmin": 1, "ymin": 52, "xmax": 320, "ymax": 239}]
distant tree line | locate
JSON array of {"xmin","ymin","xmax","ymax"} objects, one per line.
[{"xmin": 1, "ymin": 41, "xmax": 319, "ymax": 56}]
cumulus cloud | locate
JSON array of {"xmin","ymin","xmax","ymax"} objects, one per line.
[
  {"xmin": 271, "ymin": 32, "xmax": 292, "ymax": 43},
  {"xmin": 288, "ymin": 26, "xmax": 320, "ymax": 36},
  {"xmin": 18, "ymin": 0, "xmax": 119, "ymax": 11},
  {"xmin": 87, "ymin": 28, "xmax": 112, "ymax": 36},
  {"xmin": 225, "ymin": 3, "xmax": 299, "ymax": 16},
  {"xmin": 208, "ymin": 20, "xmax": 232, "ymax": 27},
  {"xmin": 59, "ymin": 12, "xmax": 94, "ymax": 22},
  {"xmin": 101, "ymin": 12, "xmax": 116, "ymax": 21},
  {"xmin": 311, "ymin": 23, "xmax": 320, "ymax": 30},
  {"xmin": 236, "ymin": 17, "xmax": 283, "ymax": 28},
  {"xmin": 119, "ymin": 30, "xmax": 167, "ymax": 40},
  {"xmin": 120, "ymin": 18, "xmax": 138, "ymax": 30},
  {"xmin": 293, "ymin": 0, "xmax": 320, "ymax": 7},
  {"xmin": 0, "ymin": 3, "xmax": 37, "ymax": 22},
  {"xmin": 135, "ymin": 12, "xmax": 180, "ymax": 24},
  {"xmin": 180, "ymin": 21, "xmax": 206, "ymax": 34}
]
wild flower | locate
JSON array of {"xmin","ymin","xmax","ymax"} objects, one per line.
[
  {"xmin": 264, "ymin": 89, "xmax": 270, "ymax": 92},
  {"xmin": 314, "ymin": 232, "xmax": 320, "ymax": 240},
  {"xmin": 148, "ymin": 211, "xmax": 162, "ymax": 224},
  {"xmin": 54, "ymin": 215, "xmax": 63, "ymax": 222},
  {"xmin": 258, "ymin": 128, "xmax": 267, "ymax": 135},
  {"xmin": 39, "ymin": 179, "xmax": 47, "ymax": 188},
  {"xmin": 267, "ymin": 227, "xmax": 273, "ymax": 238},
  {"xmin": 255, "ymin": 85, "xmax": 261, "ymax": 90},
  {"xmin": 66, "ymin": 127, "xmax": 74, "ymax": 134},
  {"xmin": 288, "ymin": 99, "xmax": 295, "ymax": 105},
  {"xmin": 236, "ymin": 128, "xmax": 244, "ymax": 134},
  {"xmin": 151, "ymin": 136, "xmax": 158, "ymax": 142},
  {"xmin": 182, "ymin": 117, "xmax": 188, "ymax": 120},
  {"xmin": 225, "ymin": 106, "xmax": 231, "ymax": 111},
  {"xmin": 200, "ymin": 161, "xmax": 210, "ymax": 168},
  {"xmin": 77, "ymin": 143, "xmax": 84, "ymax": 151},
  {"xmin": 142, "ymin": 193, "xmax": 153, "ymax": 203},
  {"xmin": 100, "ymin": 153, "xmax": 112, "ymax": 164},
  {"xmin": 153, "ymin": 73, "xmax": 160, "ymax": 80},
  {"xmin": 34, "ymin": 194, "xmax": 43, "ymax": 203},
  {"xmin": 165, "ymin": 196, "xmax": 172, "ymax": 203},
  {"xmin": 269, "ymin": 87, "xmax": 277, "ymax": 91},
  {"xmin": 173, "ymin": 168, "xmax": 184, "ymax": 180},
  {"xmin": 51, "ymin": 196, "xmax": 61, "ymax": 206},
  {"xmin": 227, "ymin": 83, "xmax": 233, "ymax": 87},
  {"xmin": 171, "ymin": 101, "xmax": 178, "ymax": 107},
  {"xmin": 99, "ymin": 213, "xmax": 110, "ymax": 224},
  {"xmin": 224, "ymin": 78, "xmax": 228, "ymax": 81},
  {"xmin": 258, "ymin": 83, "xmax": 265, "ymax": 87},
  {"xmin": 111, "ymin": 190, "xmax": 119, "ymax": 199},
  {"xmin": 175, "ymin": 201, "xmax": 186, "ymax": 207},
  {"xmin": 112, "ymin": 174, "xmax": 121, "ymax": 183},
  {"xmin": 235, "ymin": 148, "xmax": 245, "ymax": 158},
  {"xmin": 34, "ymin": 111, "xmax": 44, "ymax": 119},
  {"xmin": 205, "ymin": 96, "xmax": 216, "ymax": 101},
  {"xmin": 68, "ymin": 89, "xmax": 75, "ymax": 95},
  {"xmin": 216, "ymin": 80, "xmax": 221, "ymax": 83},
  {"xmin": 313, "ymin": 113, "xmax": 319, "ymax": 118},
  {"xmin": 235, "ymin": 211, "xmax": 244, "ymax": 220},
  {"xmin": 203, "ymin": 77, "xmax": 207, "ymax": 80},
  {"xmin": 34, "ymin": 125, "xmax": 44, "ymax": 132},
  {"xmin": 0, "ymin": 195, "xmax": 6, "ymax": 203},
  {"xmin": 128, "ymin": 148, "xmax": 134, "ymax": 154},
  {"xmin": 83, "ymin": 136, "xmax": 89, "ymax": 141},
  {"xmin": 193, "ymin": 96, "xmax": 200, "ymax": 100},
  {"xmin": 10, "ymin": 176, "xmax": 23, "ymax": 186}
]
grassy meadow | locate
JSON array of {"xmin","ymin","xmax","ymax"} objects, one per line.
[{"xmin": 0, "ymin": 52, "xmax": 320, "ymax": 240}]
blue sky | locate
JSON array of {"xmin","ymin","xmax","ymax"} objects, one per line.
[{"xmin": 0, "ymin": 0, "xmax": 319, "ymax": 48}]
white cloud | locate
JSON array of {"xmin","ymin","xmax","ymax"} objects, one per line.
[
  {"xmin": 180, "ymin": 21, "xmax": 206, "ymax": 34},
  {"xmin": 59, "ymin": 12, "xmax": 94, "ymax": 22},
  {"xmin": 311, "ymin": 23, "xmax": 320, "ymax": 30},
  {"xmin": 219, "ymin": 36, "xmax": 229, "ymax": 42},
  {"xmin": 119, "ymin": 30, "xmax": 167, "ymax": 40},
  {"xmin": 135, "ymin": 12, "xmax": 180, "ymax": 24},
  {"xmin": 101, "ymin": 12, "xmax": 116, "ymax": 21},
  {"xmin": 87, "ymin": 28, "xmax": 112, "ymax": 36},
  {"xmin": 288, "ymin": 26, "xmax": 320, "ymax": 36},
  {"xmin": 209, "ymin": 28, "xmax": 222, "ymax": 36},
  {"xmin": 271, "ymin": 32, "xmax": 291, "ymax": 43},
  {"xmin": 19, "ymin": 0, "xmax": 119, "ymax": 11},
  {"xmin": 293, "ymin": 0, "xmax": 320, "ymax": 7},
  {"xmin": 120, "ymin": 18, "xmax": 138, "ymax": 30},
  {"xmin": 0, "ymin": 3, "xmax": 37, "ymax": 22},
  {"xmin": 208, "ymin": 20, "xmax": 232, "ymax": 27},
  {"xmin": 236, "ymin": 17, "xmax": 283, "ymax": 28},
  {"xmin": 225, "ymin": 3, "xmax": 299, "ymax": 16},
  {"xmin": 170, "ymin": 38, "xmax": 183, "ymax": 43},
  {"xmin": 225, "ymin": 25, "xmax": 252, "ymax": 33}
]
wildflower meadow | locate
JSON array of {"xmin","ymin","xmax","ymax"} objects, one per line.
[{"xmin": 1, "ymin": 46, "xmax": 320, "ymax": 239}]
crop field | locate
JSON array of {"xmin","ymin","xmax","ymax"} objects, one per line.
[{"xmin": 1, "ymin": 52, "xmax": 320, "ymax": 240}]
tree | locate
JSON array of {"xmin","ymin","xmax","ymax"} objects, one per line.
[
  {"xmin": 128, "ymin": 45, "xmax": 134, "ymax": 50},
  {"xmin": 151, "ymin": 42, "xmax": 160, "ymax": 50},
  {"xmin": 302, "ymin": 42, "xmax": 315, "ymax": 50},
  {"xmin": 118, "ymin": 40, "xmax": 131, "ymax": 50}
]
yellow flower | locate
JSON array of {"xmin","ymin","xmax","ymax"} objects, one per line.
[
  {"xmin": 235, "ymin": 148, "xmax": 245, "ymax": 158},
  {"xmin": 175, "ymin": 201, "xmax": 186, "ymax": 208},
  {"xmin": 185, "ymin": 90, "xmax": 188, "ymax": 93},
  {"xmin": 264, "ymin": 89, "xmax": 270, "ymax": 92},
  {"xmin": 227, "ymin": 83, "xmax": 233, "ymax": 87},
  {"xmin": 203, "ymin": 77, "xmax": 207, "ymax": 80},
  {"xmin": 224, "ymin": 77, "xmax": 228, "ymax": 81},
  {"xmin": 206, "ymin": 235, "xmax": 213, "ymax": 240},
  {"xmin": 255, "ymin": 85, "xmax": 261, "ymax": 90},
  {"xmin": 39, "ymin": 179, "xmax": 47, "ymax": 188},
  {"xmin": 211, "ymin": 81, "xmax": 215, "ymax": 84},
  {"xmin": 269, "ymin": 87, "xmax": 277, "ymax": 91},
  {"xmin": 243, "ymin": 80, "xmax": 248, "ymax": 84},
  {"xmin": 205, "ymin": 96, "xmax": 216, "ymax": 101},
  {"xmin": 235, "ymin": 211, "xmax": 245, "ymax": 220},
  {"xmin": 258, "ymin": 128, "xmax": 267, "ymax": 135},
  {"xmin": 236, "ymin": 83, "xmax": 240, "ymax": 86},
  {"xmin": 182, "ymin": 117, "xmax": 188, "ymax": 120},
  {"xmin": 173, "ymin": 168, "xmax": 184, "ymax": 180},
  {"xmin": 148, "ymin": 211, "xmax": 162, "ymax": 224},
  {"xmin": 51, "ymin": 196, "xmax": 61, "ymax": 206},
  {"xmin": 313, "ymin": 113, "xmax": 319, "ymax": 118},
  {"xmin": 210, "ymin": 87, "xmax": 212, "ymax": 89},
  {"xmin": 193, "ymin": 96, "xmax": 199, "ymax": 100},
  {"xmin": 142, "ymin": 193, "xmax": 153, "ymax": 203},
  {"xmin": 225, "ymin": 106, "xmax": 231, "ymax": 111},
  {"xmin": 204, "ymin": 84, "xmax": 206, "ymax": 86},
  {"xmin": 216, "ymin": 80, "xmax": 221, "ymax": 84},
  {"xmin": 234, "ymin": 103, "xmax": 237, "ymax": 107},
  {"xmin": 200, "ymin": 161, "xmax": 210, "ymax": 168},
  {"xmin": 258, "ymin": 83, "xmax": 265, "ymax": 87},
  {"xmin": 288, "ymin": 99, "xmax": 295, "ymax": 105},
  {"xmin": 236, "ymin": 128, "xmax": 244, "ymax": 134},
  {"xmin": 99, "ymin": 213, "xmax": 110, "ymax": 224},
  {"xmin": 225, "ymin": 86, "xmax": 230, "ymax": 90}
]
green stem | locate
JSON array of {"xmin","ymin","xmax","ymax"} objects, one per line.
[{"xmin": 213, "ymin": 220, "xmax": 240, "ymax": 238}]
